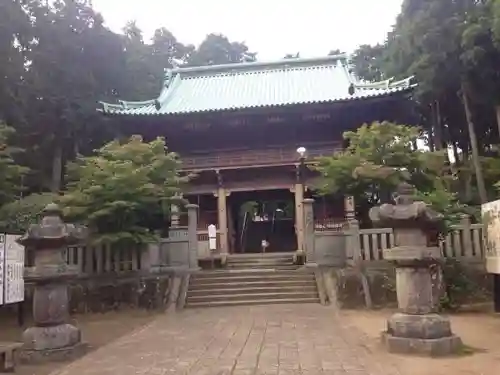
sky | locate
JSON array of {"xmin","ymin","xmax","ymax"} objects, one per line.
[{"xmin": 92, "ymin": 0, "xmax": 404, "ymax": 60}]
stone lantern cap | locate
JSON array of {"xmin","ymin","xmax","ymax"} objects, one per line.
[
  {"xmin": 369, "ymin": 182, "xmax": 444, "ymax": 232},
  {"xmin": 17, "ymin": 203, "xmax": 88, "ymax": 249}
]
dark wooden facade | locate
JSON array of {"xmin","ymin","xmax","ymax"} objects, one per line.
[
  {"xmin": 100, "ymin": 55, "xmax": 417, "ymax": 255},
  {"xmin": 110, "ymin": 94, "xmax": 416, "ymax": 253}
]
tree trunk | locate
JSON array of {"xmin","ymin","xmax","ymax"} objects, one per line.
[
  {"xmin": 461, "ymin": 82, "xmax": 487, "ymax": 204},
  {"xmin": 465, "ymin": 170, "xmax": 473, "ymax": 203},
  {"xmin": 50, "ymin": 142, "xmax": 63, "ymax": 193},
  {"xmin": 433, "ymin": 100, "xmax": 443, "ymax": 150}
]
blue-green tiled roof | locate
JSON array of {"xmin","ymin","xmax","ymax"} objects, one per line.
[{"xmin": 99, "ymin": 54, "xmax": 415, "ymax": 116}]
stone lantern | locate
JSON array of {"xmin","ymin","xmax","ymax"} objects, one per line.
[
  {"xmin": 17, "ymin": 203, "xmax": 88, "ymax": 361},
  {"xmin": 369, "ymin": 182, "xmax": 462, "ymax": 356}
]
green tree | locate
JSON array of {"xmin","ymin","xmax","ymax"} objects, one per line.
[
  {"xmin": 380, "ymin": 0, "xmax": 491, "ymax": 203},
  {"xmin": 0, "ymin": 193, "xmax": 58, "ymax": 233},
  {"xmin": 351, "ymin": 44, "xmax": 387, "ymax": 82},
  {"xmin": 59, "ymin": 136, "xmax": 188, "ymax": 245},
  {"xmin": 0, "ymin": 0, "xmax": 31, "ymax": 126},
  {"xmin": 187, "ymin": 33, "xmax": 257, "ymax": 66},
  {"xmin": 0, "ymin": 122, "xmax": 28, "ymax": 207},
  {"xmin": 313, "ymin": 122, "xmax": 454, "ymax": 221}
]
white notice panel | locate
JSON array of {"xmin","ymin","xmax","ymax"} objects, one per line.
[
  {"xmin": 208, "ymin": 224, "xmax": 217, "ymax": 250},
  {"xmin": 4, "ymin": 234, "xmax": 24, "ymax": 304},
  {"xmin": 482, "ymin": 200, "xmax": 500, "ymax": 274},
  {"xmin": 0, "ymin": 234, "xmax": 4, "ymax": 305}
]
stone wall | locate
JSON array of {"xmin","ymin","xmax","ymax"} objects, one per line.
[
  {"xmin": 314, "ymin": 231, "xmax": 346, "ymax": 267},
  {"xmin": 67, "ymin": 276, "xmax": 172, "ymax": 313},
  {"xmin": 332, "ymin": 261, "xmax": 492, "ymax": 310},
  {"xmin": 16, "ymin": 273, "xmax": 181, "ymax": 317}
]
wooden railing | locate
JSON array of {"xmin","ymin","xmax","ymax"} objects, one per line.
[
  {"xmin": 24, "ymin": 244, "xmax": 146, "ymax": 276},
  {"xmin": 353, "ymin": 222, "xmax": 484, "ymax": 262},
  {"xmin": 440, "ymin": 223, "xmax": 484, "ymax": 258},
  {"xmin": 358, "ymin": 228, "xmax": 395, "ymax": 261},
  {"xmin": 180, "ymin": 143, "xmax": 340, "ymax": 170},
  {"xmin": 68, "ymin": 245, "xmax": 144, "ymax": 274},
  {"xmin": 54, "ymin": 231, "xmax": 220, "ymax": 271}
]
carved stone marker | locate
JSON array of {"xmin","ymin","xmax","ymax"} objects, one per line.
[
  {"xmin": 17, "ymin": 203, "xmax": 88, "ymax": 362},
  {"xmin": 369, "ymin": 182, "xmax": 462, "ymax": 356}
]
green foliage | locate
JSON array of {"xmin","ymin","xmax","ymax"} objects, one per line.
[
  {"xmin": 187, "ymin": 33, "xmax": 257, "ymax": 66},
  {"xmin": 0, "ymin": 0, "xmax": 257, "ymax": 194},
  {"xmin": 414, "ymin": 183, "xmax": 468, "ymax": 231},
  {"xmin": 0, "ymin": 122, "xmax": 28, "ymax": 206},
  {"xmin": 0, "ymin": 193, "xmax": 58, "ymax": 233},
  {"xmin": 59, "ymin": 136, "xmax": 188, "ymax": 246},
  {"xmin": 348, "ymin": 0, "xmax": 500, "ymax": 204},
  {"xmin": 314, "ymin": 121, "xmax": 448, "ymax": 207},
  {"xmin": 439, "ymin": 259, "xmax": 490, "ymax": 311},
  {"xmin": 350, "ymin": 44, "xmax": 387, "ymax": 82}
]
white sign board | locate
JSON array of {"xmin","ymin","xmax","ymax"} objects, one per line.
[
  {"xmin": 208, "ymin": 224, "xmax": 217, "ymax": 251},
  {"xmin": 482, "ymin": 200, "xmax": 500, "ymax": 274},
  {"xmin": 0, "ymin": 234, "xmax": 4, "ymax": 305},
  {"xmin": 3, "ymin": 234, "xmax": 24, "ymax": 304}
]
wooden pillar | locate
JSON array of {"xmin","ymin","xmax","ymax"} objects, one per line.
[
  {"xmin": 293, "ymin": 183, "xmax": 305, "ymax": 254},
  {"xmin": 216, "ymin": 187, "xmax": 229, "ymax": 256}
]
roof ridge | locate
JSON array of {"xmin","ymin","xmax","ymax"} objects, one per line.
[
  {"xmin": 180, "ymin": 63, "xmax": 339, "ymax": 80},
  {"xmin": 168, "ymin": 53, "xmax": 349, "ymax": 78}
]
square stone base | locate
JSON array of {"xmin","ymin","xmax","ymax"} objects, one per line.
[
  {"xmin": 381, "ymin": 331, "xmax": 462, "ymax": 356},
  {"xmin": 20, "ymin": 342, "xmax": 89, "ymax": 364},
  {"xmin": 21, "ymin": 323, "xmax": 89, "ymax": 364}
]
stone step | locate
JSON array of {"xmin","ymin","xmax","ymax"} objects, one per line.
[
  {"xmin": 186, "ymin": 259, "xmax": 319, "ymax": 308},
  {"xmin": 226, "ymin": 264, "xmax": 298, "ymax": 270},
  {"xmin": 227, "ymin": 252, "xmax": 295, "ymax": 259},
  {"xmin": 227, "ymin": 261, "xmax": 293, "ymax": 266},
  {"xmin": 187, "ymin": 291, "xmax": 319, "ymax": 304},
  {"xmin": 190, "ymin": 272, "xmax": 314, "ymax": 284},
  {"xmin": 187, "ymin": 285, "xmax": 317, "ymax": 297},
  {"xmin": 186, "ymin": 297, "xmax": 320, "ymax": 308},
  {"xmin": 192, "ymin": 269, "xmax": 311, "ymax": 278},
  {"xmin": 189, "ymin": 279, "xmax": 316, "ymax": 290},
  {"xmin": 227, "ymin": 256, "xmax": 292, "ymax": 262}
]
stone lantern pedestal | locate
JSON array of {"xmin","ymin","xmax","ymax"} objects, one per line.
[
  {"xmin": 369, "ymin": 183, "xmax": 462, "ymax": 356},
  {"xmin": 17, "ymin": 204, "xmax": 88, "ymax": 362}
]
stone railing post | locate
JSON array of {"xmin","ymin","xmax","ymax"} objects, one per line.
[
  {"xmin": 142, "ymin": 242, "xmax": 160, "ymax": 272},
  {"xmin": 17, "ymin": 204, "xmax": 88, "ymax": 362},
  {"xmin": 460, "ymin": 214, "xmax": 473, "ymax": 257},
  {"xmin": 171, "ymin": 204, "xmax": 180, "ymax": 227},
  {"xmin": 186, "ymin": 204, "xmax": 199, "ymax": 270},
  {"xmin": 346, "ymin": 218, "xmax": 361, "ymax": 265},
  {"xmin": 303, "ymin": 198, "xmax": 317, "ymax": 267},
  {"xmin": 369, "ymin": 182, "xmax": 462, "ymax": 356}
]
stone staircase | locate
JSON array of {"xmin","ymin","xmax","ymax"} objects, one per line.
[{"xmin": 186, "ymin": 253, "xmax": 320, "ymax": 308}]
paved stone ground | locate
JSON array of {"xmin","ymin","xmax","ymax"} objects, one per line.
[{"xmin": 51, "ymin": 304, "xmax": 402, "ymax": 375}]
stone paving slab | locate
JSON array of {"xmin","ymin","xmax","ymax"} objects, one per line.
[{"xmin": 51, "ymin": 304, "xmax": 401, "ymax": 375}]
